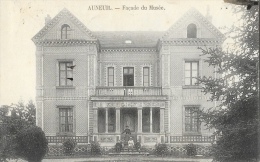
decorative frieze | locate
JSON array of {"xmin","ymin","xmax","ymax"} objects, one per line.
[
  {"xmin": 144, "ymin": 136, "xmax": 157, "ymax": 143},
  {"xmin": 161, "ymin": 39, "xmax": 222, "ymax": 46},
  {"xmin": 91, "ymin": 95, "xmax": 168, "ymax": 101},
  {"xmin": 34, "ymin": 39, "xmax": 97, "ymax": 46},
  {"xmin": 43, "ymin": 46, "xmax": 89, "ymax": 53},
  {"xmin": 99, "ymin": 137, "xmax": 114, "ymax": 143},
  {"xmin": 93, "ymin": 101, "xmax": 166, "ymax": 109},
  {"xmin": 101, "ymin": 48, "xmax": 156, "ymax": 52}
]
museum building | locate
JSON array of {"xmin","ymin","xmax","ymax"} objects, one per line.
[{"xmin": 32, "ymin": 8, "xmax": 224, "ymax": 147}]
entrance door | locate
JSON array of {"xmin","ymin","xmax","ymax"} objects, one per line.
[
  {"xmin": 121, "ymin": 108, "xmax": 137, "ymax": 133},
  {"xmin": 121, "ymin": 108, "xmax": 137, "ymax": 142}
]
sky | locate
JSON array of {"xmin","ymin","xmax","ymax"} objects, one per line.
[{"xmin": 0, "ymin": 0, "xmax": 237, "ymax": 106}]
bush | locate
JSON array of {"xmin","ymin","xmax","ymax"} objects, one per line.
[
  {"xmin": 16, "ymin": 125, "xmax": 48, "ymax": 162},
  {"xmin": 154, "ymin": 143, "xmax": 168, "ymax": 156},
  {"xmin": 90, "ymin": 141, "xmax": 101, "ymax": 155},
  {"xmin": 185, "ymin": 143, "xmax": 197, "ymax": 156},
  {"xmin": 63, "ymin": 138, "xmax": 76, "ymax": 156}
]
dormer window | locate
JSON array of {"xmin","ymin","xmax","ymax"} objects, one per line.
[
  {"xmin": 187, "ymin": 23, "xmax": 197, "ymax": 38},
  {"xmin": 125, "ymin": 40, "xmax": 132, "ymax": 44},
  {"xmin": 61, "ymin": 24, "xmax": 71, "ymax": 39}
]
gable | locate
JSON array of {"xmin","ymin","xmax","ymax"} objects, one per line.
[
  {"xmin": 162, "ymin": 8, "xmax": 225, "ymax": 40},
  {"xmin": 32, "ymin": 8, "xmax": 96, "ymax": 42}
]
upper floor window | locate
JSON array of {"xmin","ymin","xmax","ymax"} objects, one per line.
[
  {"xmin": 143, "ymin": 67, "xmax": 150, "ymax": 87},
  {"xmin": 61, "ymin": 24, "xmax": 71, "ymax": 39},
  {"xmin": 108, "ymin": 67, "xmax": 114, "ymax": 86},
  {"xmin": 123, "ymin": 67, "xmax": 134, "ymax": 86},
  {"xmin": 59, "ymin": 107, "xmax": 73, "ymax": 133},
  {"xmin": 185, "ymin": 106, "xmax": 200, "ymax": 133},
  {"xmin": 59, "ymin": 62, "xmax": 73, "ymax": 86},
  {"xmin": 187, "ymin": 24, "xmax": 197, "ymax": 38},
  {"xmin": 185, "ymin": 61, "xmax": 199, "ymax": 86}
]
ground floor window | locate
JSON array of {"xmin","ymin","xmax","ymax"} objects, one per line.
[
  {"xmin": 152, "ymin": 108, "xmax": 160, "ymax": 133},
  {"xmin": 142, "ymin": 108, "xmax": 150, "ymax": 132},
  {"xmin": 59, "ymin": 108, "xmax": 73, "ymax": 133},
  {"xmin": 185, "ymin": 106, "xmax": 200, "ymax": 133},
  {"xmin": 108, "ymin": 108, "xmax": 116, "ymax": 132},
  {"xmin": 142, "ymin": 107, "xmax": 160, "ymax": 133},
  {"xmin": 98, "ymin": 109, "xmax": 106, "ymax": 133}
]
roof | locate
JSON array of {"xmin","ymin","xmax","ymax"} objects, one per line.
[{"xmin": 93, "ymin": 31, "xmax": 164, "ymax": 48}]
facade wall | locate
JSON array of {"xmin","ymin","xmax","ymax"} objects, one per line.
[
  {"xmin": 36, "ymin": 45, "xmax": 98, "ymax": 136},
  {"xmin": 99, "ymin": 50, "xmax": 159, "ymax": 87},
  {"xmin": 165, "ymin": 45, "xmax": 216, "ymax": 136},
  {"xmin": 34, "ymin": 9, "xmax": 224, "ymax": 145}
]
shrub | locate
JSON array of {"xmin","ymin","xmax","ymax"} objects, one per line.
[
  {"xmin": 90, "ymin": 141, "xmax": 101, "ymax": 155},
  {"xmin": 62, "ymin": 138, "xmax": 76, "ymax": 156},
  {"xmin": 185, "ymin": 143, "xmax": 197, "ymax": 156},
  {"xmin": 154, "ymin": 143, "xmax": 168, "ymax": 156},
  {"xmin": 16, "ymin": 125, "xmax": 48, "ymax": 162}
]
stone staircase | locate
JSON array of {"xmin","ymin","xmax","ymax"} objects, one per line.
[{"xmin": 108, "ymin": 146, "xmax": 149, "ymax": 156}]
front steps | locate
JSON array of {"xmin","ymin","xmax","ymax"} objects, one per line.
[{"xmin": 108, "ymin": 146, "xmax": 149, "ymax": 156}]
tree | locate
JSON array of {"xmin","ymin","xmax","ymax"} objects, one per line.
[
  {"xmin": 0, "ymin": 101, "xmax": 46, "ymax": 161},
  {"xmin": 16, "ymin": 126, "xmax": 48, "ymax": 162},
  {"xmin": 198, "ymin": 5, "xmax": 259, "ymax": 162}
]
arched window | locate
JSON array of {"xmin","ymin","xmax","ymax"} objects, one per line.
[
  {"xmin": 61, "ymin": 24, "xmax": 71, "ymax": 39},
  {"xmin": 187, "ymin": 24, "xmax": 197, "ymax": 38}
]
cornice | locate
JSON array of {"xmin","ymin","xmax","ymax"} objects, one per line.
[
  {"xmin": 100, "ymin": 48, "xmax": 157, "ymax": 53},
  {"xmin": 161, "ymin": 38, "xmax": 223, "ymax": 46},
  {"xmin": 34, "ymin": 39, "xmax": 98, "ymax": 46}
]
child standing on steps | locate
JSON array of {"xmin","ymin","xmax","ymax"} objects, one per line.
[{"xmin": 128, "ymin": 137, "xmax": 134, "ymax": 151}]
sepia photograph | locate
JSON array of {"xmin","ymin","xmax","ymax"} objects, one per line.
[{"xmin": 0, "ymin": 0, "xmax": 259, "ymax": 162}]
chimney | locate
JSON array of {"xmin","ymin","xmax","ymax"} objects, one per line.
[
  {"xmin": 45, "ymin": 14, "xmax": 51, "ymax": 25},
  {"xmin": 206, "ymin": 5, "xmax": 212, "ymax": 22}
]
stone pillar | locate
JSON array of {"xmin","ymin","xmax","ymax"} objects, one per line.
[
  {"xmin": 93, "ymin": 108, "xmax": 98, "ymax": 133},
  {"xmin": 150, "ymin": 107, "xmax": 153, "ymax": 133},
  {"xmin": 105, "ymin": 108, "xmax": 108, "ymax": 133},
  {"xmin": 160, "ymin": 107, "xmax": 165, "ymax": 133},
  {"xmin": 137, "ymin": 107, "xmax": 142, "ymax": 133},
  {"xmin": 116, "ymin": 108, "xmax": 121, "ymax": 133}
]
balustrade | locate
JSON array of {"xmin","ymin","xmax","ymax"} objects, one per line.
[{"xmin": 96, "ymin": 86, "xmax": 162, "ymax": 96}]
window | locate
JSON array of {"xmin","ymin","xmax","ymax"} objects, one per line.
[
  {"xmin": 152, "ymin": 108, "xmax": 160, "ymax": 133},
  {"xmin": 187, "ymin": 24, "xmax": 197, "ymax": 38},
  {"xmin": 185, "ymin": 61, "xmax": 199, "ymax": 86},
  {"xmin": 142, "ymin": 108, "xmax": 150, "ymax": 132},
  {"xmin": 59, "ymin": 108, "xmax": 73, "ymax": 133},
  {"xmin": 108, "ymin": 67, "xmax": 114, "ymax": 86},
  {"xmin": 108, "ymin": 108, "xmax": 116, "ymax": 132},
  {"xmin": 98, "ymin": 109, "xmax": 106, "ymax": 133},
  {"xmin": 185, "ymin": 107, "xmax": 200, "ymax": 133},
  {"xmin": 59, "ymin": 62, "xmax": 73, "ymax": 86},
  {"xmin": 123, "ymin": 67, "xmax": 134, "ymax": 86},
  {"xmin": 143, "ymin": 67, "xmax": 150, "ymax": 86},
  {"xmin": 61, "ymin": 24, "xmax": 71, "ymax": 39}
]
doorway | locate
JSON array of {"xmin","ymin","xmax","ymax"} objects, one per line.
[{"xmin": 121, "ymin": 108, "xmax": 137, "ymax": 133}]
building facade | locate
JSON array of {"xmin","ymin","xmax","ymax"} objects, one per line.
[{"xmin": 33, "ymin": 8, "xmax": 224, "ymax": 147}]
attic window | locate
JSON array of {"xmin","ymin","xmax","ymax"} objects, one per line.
[
  {"xmin": 187, "ymin": 23, "xmax": 197, "ymax": 38},
  {"xmin": 61, "ymin": 24, "xmax": 71, "ymax": 40},
  {"xmin": 125, "ymin": 40, "xmax": 132, "ymax": 44}
]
